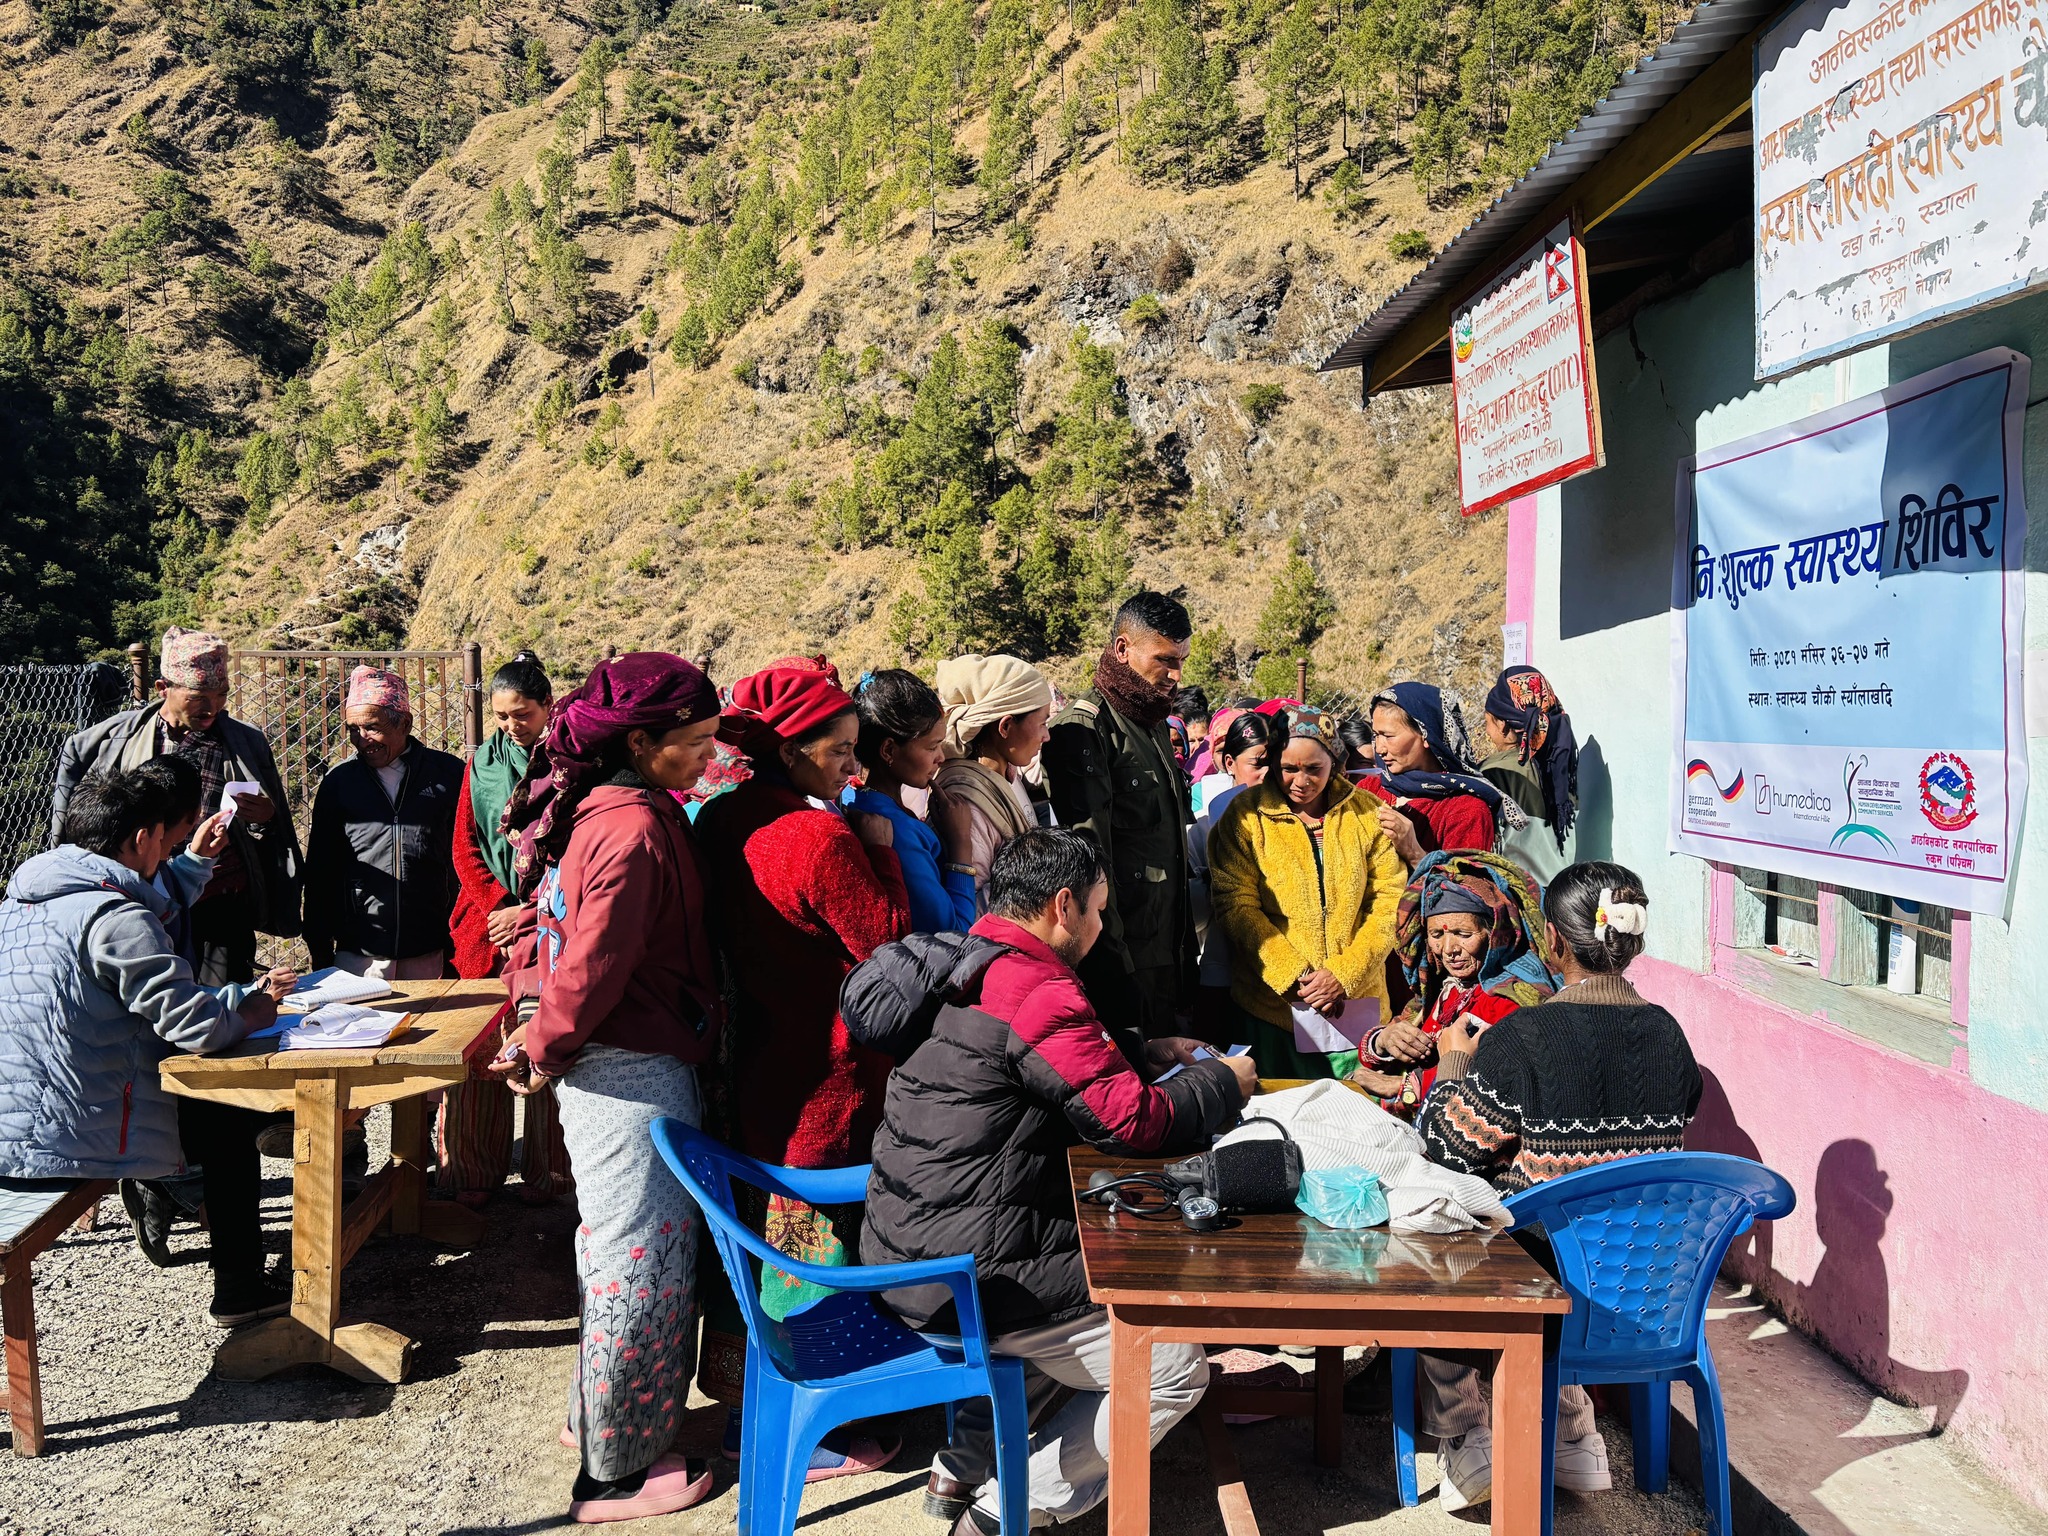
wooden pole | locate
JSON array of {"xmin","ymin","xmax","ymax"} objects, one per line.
[
  {"xmin": 127, "ymin": 642, "xmax": 149, "ymax": 703},
  {"xmin": 1296, "ymin": 656, "xmax": 1310, "ymax": 702},
  {"xmin": 462, "ymin": 642, "xmax": 483, "ymax": 751}
]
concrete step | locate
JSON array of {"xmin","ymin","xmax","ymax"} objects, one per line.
[{"xmin": 1666, "ymin": 1281, "xmax": 2048, "ymax": 1536}]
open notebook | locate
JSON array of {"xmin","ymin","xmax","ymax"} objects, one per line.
[
  {"xmin": 279, "ymin": 967, "xmax": 395, "ymax": 1012},
  {"xmin": 248, "ymin": 1003, "xmax": 408, "ymax": 1051}
]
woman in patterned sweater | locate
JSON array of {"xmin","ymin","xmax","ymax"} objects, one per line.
[{"xmin": 1413, "ymin": 860, "xmax": 1703, "ymax": 1513}]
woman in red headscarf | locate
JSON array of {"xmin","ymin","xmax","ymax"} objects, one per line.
[
  {"xmin": 692, "ymin": 656, "xmax": 910, "ymax": 1474},
  {"xmin": 488, "ymin": 652, "xmax": 726, "ymax": 1524}
]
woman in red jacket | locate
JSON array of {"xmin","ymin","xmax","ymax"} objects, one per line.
[
  {"xmin": 693, "ymin": 655, "xmax": 910, "ymax": 1475},
  {"xmin": 491, "ymin": 652, "xmax": 726, "ymax": 1524},
  {"xmin": 1361, "ymin": 681, "xmax": 1524, "ymax": 864},
  {"xmin": 440, "ymin": 652, "xmax": 569, "ymax": 1206}
]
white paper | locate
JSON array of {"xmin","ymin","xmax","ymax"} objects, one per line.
[
  {"xmin": 1291, "ymin": 998, "xmax": 1380, "ymax": 1055},
  {"xmin": 216, "ymin": 779, "xmax": 262, "ymax": 827},
  {"xmin": 1501, "ymin": 621, "xmax": 1528, "ymax": 669},
  {"xmin": 1154, "ymin": 1044, "xmax": 1251, "ymax": 1084},
  {"xmin": 279, "ymin": 966, "xmax": 395, "ymax": 1013},
  {"xmin": 270, "ymin": 1003, "xmax": 403, "ymax": 1051}
]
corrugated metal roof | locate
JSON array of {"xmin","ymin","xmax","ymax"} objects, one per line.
[{"xmin": 1317, "ymin": 0, "xmax": 1772, "ymax": 379}]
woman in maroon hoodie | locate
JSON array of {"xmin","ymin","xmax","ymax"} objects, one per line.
[{"xmin": 491, "ymin": 653, "xmax": 725, "ymax": 1525}]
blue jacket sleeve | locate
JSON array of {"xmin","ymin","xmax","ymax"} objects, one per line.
[
  {"xmin": 856, "ymin": 792, "xmax": 969, "ymax": 935},
  {"xmin": 940, "ymin": 867, "xmax": 978, "ymax": 932}
]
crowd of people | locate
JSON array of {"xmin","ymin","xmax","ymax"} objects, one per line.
[{"xmin": 0, "ymin": 596, "xmax": 1702, "ymax": 1528}]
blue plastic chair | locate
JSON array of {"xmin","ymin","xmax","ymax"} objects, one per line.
[
  {"xmin": 650, "ymin": 1119, "xmax": 1031, "ymax": 1536},
  {"xmin": 1390, "ymin": 1152, "xmax": 1796, "ymax": 1536}
]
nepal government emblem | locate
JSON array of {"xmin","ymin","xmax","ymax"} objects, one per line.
[{"xmin": 1919, "ymin": 752, "xmax": 1978, "ymax": 832}]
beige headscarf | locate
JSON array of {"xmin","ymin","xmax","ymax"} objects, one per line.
[{"xmin": 935, "ymin": 654, "xmax": 1054, "ymax": 758}]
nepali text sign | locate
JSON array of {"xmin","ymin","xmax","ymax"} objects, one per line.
[
  {"xmin": 1754, "ymin": 0, "xmax": 2048, "ymax": 377},
  {"xmin": 1451, "ymin": 218, "xmax": 1603, "ymax": 516},
  {"xmin": 1669, "ymin": 348, "xmax": 2030, "ymax": 912}
]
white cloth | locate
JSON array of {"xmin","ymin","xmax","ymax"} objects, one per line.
[
  {"xmin": 375, "ymin": 760, "xmax": 404, "ymax": 804},
  {"xmin": 1218, "ymin": 1081, "xmax": 1510, "ymax": 1234}
]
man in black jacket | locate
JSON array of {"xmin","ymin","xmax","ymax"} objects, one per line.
[
  {"xmin": 303, "ymin": 665, "xmax": 462, "ymax": 979},
  {"xmin": 50, "ymin": 628, "xmax": 301, "ymax": 985},
  {"xmin": 857, "ymin": 829, "xmax": 1254, "ymax": 1535}
]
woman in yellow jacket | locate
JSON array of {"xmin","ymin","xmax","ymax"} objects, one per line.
[{"xmin": 1209, "ymin": 707, "xmax": 1410, "ymax": 1080}]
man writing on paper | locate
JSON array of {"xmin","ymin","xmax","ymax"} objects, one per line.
[
  {"xmin": 0, "ymin": 769, "xmax": 296, "ymax": 1326},
  {"xmin": 303, "ymin": 665, "xmax": 464, "ymax": 981},
  {"xmin": 51, "ymin": 628, "xmax": 300, "ymax": 986}
]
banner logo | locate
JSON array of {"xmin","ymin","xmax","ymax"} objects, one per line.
[
  {"xmin": 1685, "ymin": 760, "xmax": 1745, "ymax": 802},
  {"xmin": 1919, "ymin": 752, "xmax": 1979, "ymax": 832},
  {"xmin": 1831, "ymin": 752, "xmax": 1897, "ymax": 851},
  {"xmin": 1452, "ymin": 312, "xmax": 1476, "ymax": 363}
]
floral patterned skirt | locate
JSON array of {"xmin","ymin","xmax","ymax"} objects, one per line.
[{"xmin": 555, "ymin": 1044, "xmax": 704, "ymax": 1483}]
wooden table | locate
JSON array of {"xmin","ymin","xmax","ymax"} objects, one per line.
[
  {"xmin": 1071, "ymin": 1146, "xmax": 1570, "ymax": 1536},
  {"xmin": 160, "ymin": 977, "xmax": 508, "ymax": 1384}
]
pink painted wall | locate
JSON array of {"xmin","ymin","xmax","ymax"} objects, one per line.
[
  {"xmin": 1636, "ymin": 954, "xmax": 2048, "ymax": 1511},
  {"xmin": 1504, "ymin": 495, "xmax": 1538, "ymax": 640}
]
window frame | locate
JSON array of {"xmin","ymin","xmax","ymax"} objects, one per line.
[{"xmin": 1706, "ymin": 860, "xmax": 1970, "ymax": 1069}]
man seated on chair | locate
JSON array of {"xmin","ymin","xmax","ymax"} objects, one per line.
[
  {"xmin": 0, "ymin": 769, "xmax": 296, "ymax": 1327},
  {"xmin": 859, "ymin": 828, "xmax": 1258, "ymax": 1535},
  {"xmin": 1414, "ymin": 859, "xmax": 1704, "ymax": 1512}
]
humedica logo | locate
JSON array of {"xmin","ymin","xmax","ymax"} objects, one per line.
[
  {"xmin": 1685, "ymin": 760, "xmax": 1744, "ymax": 802},
  {"xmin": 1830, "ymin": 752, "xmax": 1896, "ymax": 851}
]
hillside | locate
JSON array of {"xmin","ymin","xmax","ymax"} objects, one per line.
[{"xmin": 2, "ymin": 0, "xmax": 1671, "ymax": 703}]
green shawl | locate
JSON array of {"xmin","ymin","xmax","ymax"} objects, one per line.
[{"xmin": 469, "ymin": 729, "xmax": 530, "ymax": 893}]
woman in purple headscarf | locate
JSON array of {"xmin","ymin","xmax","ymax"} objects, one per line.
[{"xmin": 491, "ymin": 652, "xmax": 726, "ymax": 1524}]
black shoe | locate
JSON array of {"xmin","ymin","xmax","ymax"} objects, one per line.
[
  {"xmin": 948, "ymin": 1508, "xmax": 999, "ymax": 1536},
  {"xmin": 119, "ymin": 1179, "xmax": 176, "ymax": 1268},
  {"xmin": 925, "ymin": 1471, "xmax": 976, "ymax": 1522},
  {"xmin": 210, "ymin": 1276, "xmax": 291, "ymax": 1328}
]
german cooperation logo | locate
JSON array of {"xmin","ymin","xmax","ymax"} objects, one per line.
[{"xmin": 1919, "ymin": 752, "xmax": 1978, "ymax": 832}]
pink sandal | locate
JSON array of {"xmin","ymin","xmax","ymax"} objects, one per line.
[{"xmin": 568, "ymin": 1453, "xmax": 715, "ymax": 1523}]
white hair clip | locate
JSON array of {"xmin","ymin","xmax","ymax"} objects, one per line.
[{"xmin": 1594, "ymin": 887, "xmax": 1647, "ymax": 940}]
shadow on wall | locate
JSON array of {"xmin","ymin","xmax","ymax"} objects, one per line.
[
  {"xmin": 1690, "ymin": 1082, "xmax": 1973, "ymax": 1431},
  {"xmin": 1572, "ymin": 735, "xmax": 1611, "ymax": 861}
]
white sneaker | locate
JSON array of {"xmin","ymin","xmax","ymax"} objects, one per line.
[
  {"xmin": 1437, "ymin": 1424, "xmax": 1493, "ymax": 1511},
  {"xmin": 1553, "ymin": 1427, "xmax": 1612, "ymax": 1492}
]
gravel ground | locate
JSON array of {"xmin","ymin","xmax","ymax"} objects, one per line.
[{"xmin": 1, "ymin": 1119, "xmax": 1709, "ymax": 1536}]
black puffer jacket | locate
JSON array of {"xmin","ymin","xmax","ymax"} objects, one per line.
[
  {"xmin": 858, "ymin": 915, "xmax": 1243, "ymax": 1336},
  {"xmin": 302, "ymin": 742, "xmax": 464, "ymax": 965}
]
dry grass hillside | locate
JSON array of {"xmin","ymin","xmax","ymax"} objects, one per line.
[{"xmin": 8, "ymin": 0, "xmax": 1518, "ymax": 705}]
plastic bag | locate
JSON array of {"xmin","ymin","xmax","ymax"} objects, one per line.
[{"xmin": 1295, "ymin": 1166, "xmax": 1390, "ymax": 1229}]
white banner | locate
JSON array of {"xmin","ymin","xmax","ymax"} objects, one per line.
[
  {"xmin": 1754, "ymin": 0, "xmax": 2048, "ymax": 377},
  {"xmin": 1669, "ymin": 348, "xmax": 2030, "ymax": 912},
  {"xmin": 1450, "ymin": 218, "xmax": 1603, "ymax": 516}
]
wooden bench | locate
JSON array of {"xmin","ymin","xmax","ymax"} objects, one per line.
[{"xmin": 1, "ymin": 1181, "xmax": 114, "ymax": 1457}]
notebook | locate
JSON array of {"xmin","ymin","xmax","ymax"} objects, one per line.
[
  {"xmin": 249, "ymin": 1003, "xmax": 408, "ymax": 1051},
  {"xmin": 280, "ymin": 967, "xmax": 395, "ymax": 1012}
]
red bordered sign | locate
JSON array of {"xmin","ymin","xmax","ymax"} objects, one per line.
[{"xmin": 1449, "ymin": 215, "xmax": 1605, "ymax": 517}]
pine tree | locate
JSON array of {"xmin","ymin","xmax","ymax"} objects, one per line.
[
  {"xmin": 1264, "ymin": 0, "xmax": 1332, "ymax": 197},
  {"xmin": 647, "ymin": 120, "xmax": 679, "ymax": 213},
  {"xmin": 606, "ymin": 143, "xmax": 637, "ymax": 220},
  {"xmin": 479, "ymin": 185, "xmax": 525, "ymax": 322},
  {"xmin": 978, "ymin": 74, "xmax": 1034, "ymax": 225},
  {"xmin": 576, "ymin": 40, "xmax": 616, "ymax": 142},
  {"xmin": 1251, "ymin": 537, "xmax": 1334, "ymax": 695},
  {"xmin": 901, "ymin": 38, "xmax": 961, "ymax": 240}
]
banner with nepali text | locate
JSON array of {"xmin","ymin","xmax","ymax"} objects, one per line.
[
  {"xmin": 1754, "ymin": 0, "xmax": 2048, "ymax": 376},
  {"xmin": 1668, "ymin": 348, "xmax": 2030, "ymax": 912}
]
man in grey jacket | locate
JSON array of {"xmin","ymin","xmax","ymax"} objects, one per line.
[
  {"xmin": 1, "ymin": 769, "xmax": 295, "ymax": 1325},
  {"xmin": 50, "ymin": 628, "xmax": 301, "ymax": 985}
]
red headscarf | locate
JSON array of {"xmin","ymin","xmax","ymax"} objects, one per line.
[
  {"xmin": 721, "ymin": 655, "xmax": 856, "ymax": 761},
  {"xmin": 503, "ymin": 652, "xmax": 720, "ymax": 894}
]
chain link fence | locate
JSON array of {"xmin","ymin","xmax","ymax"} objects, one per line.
[{"xmin": 0, "ymin": 662, "xmax": 135, "ymax": 886}]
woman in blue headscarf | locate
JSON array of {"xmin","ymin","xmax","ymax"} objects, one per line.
[
  {"xmin": 1360, "ymin": 682, "xmax": 1524, "ymax": 868},
  {"xmin": 1478, "ymin": 666, "xmax": 1579, "ymax": 884}
]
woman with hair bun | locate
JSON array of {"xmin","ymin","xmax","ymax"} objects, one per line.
[
  {"xmin": 1414, "ymin": 859, "xmax": 1703, "ymax": 1514},
  {"xmin": 443, "ymin": 651, "xmax": 570, "ymax": 1206}
]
